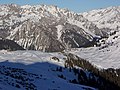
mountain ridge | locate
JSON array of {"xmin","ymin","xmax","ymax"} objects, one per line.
[
  {"xmin": 0, "ymin": 4, "xmax": 119, "ymax": 52},
  {"xmin": 80, "ymin": 6, "xmax": 120, "ymax": 30}
]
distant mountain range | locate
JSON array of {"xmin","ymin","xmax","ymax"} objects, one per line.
[
  {"xmin": 0, "ymin": 4, "xmax": 119, "ymax": 51},
  {"xmin": 81, "ymin": 6, "xmax": 120, "ymax": 30}
]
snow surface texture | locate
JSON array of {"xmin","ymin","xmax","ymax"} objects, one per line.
[{"xmin": 0, "ymin": 50, "xmax": 96, "ymax": 90}]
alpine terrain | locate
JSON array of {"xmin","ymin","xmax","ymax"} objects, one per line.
[
  {"xmin": 0, "ymin": 4, "xmax": 120, "ymax": 90},
  {"xmin": 0, "ymin": 4, "xmax": 108, "ymax": 52}
]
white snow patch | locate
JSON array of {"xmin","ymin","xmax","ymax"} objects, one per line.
[{"xmin": 56, "ymin": 25, "xmax": 63, "ymax": 40}]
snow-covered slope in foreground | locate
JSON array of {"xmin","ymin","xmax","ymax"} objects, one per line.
[{"xmin": 0, "ymin": 50, "xmax": 95, "ymax": 90}]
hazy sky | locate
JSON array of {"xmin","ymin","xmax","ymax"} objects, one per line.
[{"xmin": 0, "ymin": 0, "xmax": 120, "ymax": 12}]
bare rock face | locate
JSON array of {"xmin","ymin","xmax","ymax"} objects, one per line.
[{"xmin": 1, "ymin": 4, "xmax": 118, "ymax": 52}]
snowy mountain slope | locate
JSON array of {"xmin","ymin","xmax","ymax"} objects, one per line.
[
  {"xmin": 0, "ymin": 50, "xmax": 97, "ymax": 90},
  {"xmin": 63, "ymin": 6, "xmax": 120, "ymax": 68},
  {"xmin": 0, "ymin": 4, "xmax": 108, "ymax": 52},
  {"xmin": 0, "ymin": 4, "xmax": 120, "ymax": 67},
  {"xmin": 0, "ymin": 4, "xmax": 120, "ymax": 90},
  {"xmin": 1, "ymin": 50, "xmax": 120, "ymax": 90},
  {"xmin": 69, "ymin": 29, "xmax": 120, "ymax": 69},
  {"xmin": 81, "ymin": 6, "xmax": 120, "ymax": 30}
]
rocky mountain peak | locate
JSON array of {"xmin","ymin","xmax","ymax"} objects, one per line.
[{"xmin": 1, "ymin": 4, "xmax": 119, "ymax": 52}]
